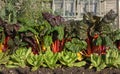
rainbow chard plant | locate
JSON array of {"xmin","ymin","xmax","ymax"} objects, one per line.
[
  {"xmin": 42, "ymin": 12, "xmax": 89, "ymax": 53},
  {"xmin": 42, "ymin": 12, "xmax": 65, "ymax": 53},
  {"xmin": 92, "ymin": 36, "xmax": 113, "ymax": 55},
  {"xmin": 83, "ymin": 9, "xmax": 117, "ymax": 56},
  {"xmin": 18, "ymin": 31, "xmax": 39, "ymax": 54},
  {"xmin": 0, "ymin": 18, "xmax": 20, "ymax": 53},
  {"xmin": 43, "ymin": 25, "xmax": 65, "ymax": 53}
]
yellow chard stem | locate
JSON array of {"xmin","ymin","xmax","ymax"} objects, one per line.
[
  {"xmin": 77, "ymin": 52, "xmax": 83, "ymax": 61},
  {"xmin": 35, "ymin": 35, "xmax": 41, "ymax": 51}
]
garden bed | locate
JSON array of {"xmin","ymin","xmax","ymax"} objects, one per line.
[
  {"xmin": 0, "ymin": 0, "xmax": 120, "ymax": 74},
  {"xmin": 0, "ymin": 65, "xmax": 120, "ymax": 74}
]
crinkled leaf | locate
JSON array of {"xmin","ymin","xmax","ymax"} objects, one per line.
[
  {"xmin": 0, "ymin": 52, "xmax": 9, "ymax": 64},
  {"xmin": 43, "ymin": 48, "xmax": 59, "ymax": 69},
  {"xmin": 27, "ymin": 53, "xmax": 43, "ymax": 71},
  {"xmin": 111, "ymin": 29, "xmax": 120, "ymax": 41},
  {"xmin": 102, "ymin": 36, "xmax": 113, "ymax": 47},
  {"xmin": 7, "ymin": 47, "xmax": 32, "ymax": 68},
  {"xmin": 105, "ymin": 49, "xmax": 120, "ymax": 67},
  {"xmin": 91, "ymin": 54, "xmax": 99, "ymax": 67},
  {"xmin": 65, "ymin": 38, "xmax": 87, "ymax": 52},
  {"xmin": 59, "ymin": 51, "xmax": 78, "ymax": 67}
]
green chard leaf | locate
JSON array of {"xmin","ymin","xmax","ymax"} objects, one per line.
[
  {"xmin": 44, "ymin": 35, "xmax": 52, "ymax": 47},
  {"xmin": 65, "ymin": 38, "xmax": 87, "ymax": 52}
]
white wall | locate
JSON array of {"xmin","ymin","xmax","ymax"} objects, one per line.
[{"xmin": 119, "ymin": 0, "xmax": 120, "ymax": 28}]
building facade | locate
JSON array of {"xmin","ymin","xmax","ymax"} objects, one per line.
[{"xmin": 52, "ymin": 0, "xmax": 120, "ymax": 28}]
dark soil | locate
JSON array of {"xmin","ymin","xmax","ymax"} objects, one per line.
[{"xmin": 0, "ymin": 65, "xmax": 120, "ymax": 74}]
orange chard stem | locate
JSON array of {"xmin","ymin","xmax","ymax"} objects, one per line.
[{"xmin": 3, "ymin": 36, "xmax": 10, "ymax": 52}]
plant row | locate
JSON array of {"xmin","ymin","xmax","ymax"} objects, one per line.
[
  {"xmin": 0, "ymin": 47, "xmax": 86, "ymax": 71},
  {"xmin": 0, "ymin": 0, "xmax": 120, "ymax": 71}
]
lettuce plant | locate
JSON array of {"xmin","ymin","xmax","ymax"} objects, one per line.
[
  {"xmin": 27, "ymin": 53, "xmax": 43, "ymax": 71},
  {"xmin": 90, "ymin": 53, "xmax": 106, "ymax": 71},
  {"xmin": 105, "ymin": 49, "xmax": 120, "ymax": 68},
  {"xmin": 43, "ymin": 47, "xmax": 59, "ymax": 69},
  {"xmin": 90, "ymin": 49, "xmax": 120, "ymax": 71},
  {"xmin": 0, "ymin": 52, "xmax": 9, "ymax": 65},
  {"xmin": 6, "ymin": 47, "xmax": 31, "ymax": 68},
  {"xmin": 59, "ymin": 50, "xmax": 86, "ymax": 67}
]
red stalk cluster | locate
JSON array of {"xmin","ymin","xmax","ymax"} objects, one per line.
[
  {"xmin": 51, "ymin": 39, "xmax": 64, "ymax": 53},
  {"xmin": 2, "ymin": 36, "xmax": 10, "ymax": 52},
  {"xmin": 51, "ymin": 38, "xmax": 71, "ymax": 53},
  {"xmin": 85, "ymin": 34, "xmax": 107, "ymax": 57}
]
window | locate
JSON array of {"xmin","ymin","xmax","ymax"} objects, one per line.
[
  {"xmin": 53, "ymin": 0, "xmax": 63, "ymax": 15},
  {"xmin": 52, "ymin": 0, "xmax": 119, "ymax": 28}
]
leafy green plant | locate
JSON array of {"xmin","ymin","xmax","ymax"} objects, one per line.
[
  {"xmin": 27, "ymin": 52, "xmax": 43, "ymax": 71},
  {"xmin": 83, "ymin": 10, "xmax": 117, "ymax": 56},
  {"xmin": 64, "ymin": 20, "xmax": 88, "ymax": 40},
  {"xmin": 44, "ymin": 25, "xmax": 64, "ymax": 42},
  {"xmin": 0, "ymin": 52, "xmax": 9, "ymax": 65},
  {"xmin": 16, "ymin": 0, "xmax": 53, "ymax": 53},
  {"xmin": 93, "ymin": 35, "xmax": 113, "ymax": 47},
  {"xmin": 43, "ymin": 47, "xmax": 59, "ymax": 69},
  {"xmin": 90, "ymin": 49, "xmax": 120, "ymax": 71},
  {"xmin": 18, "ymin": 21, "xmax": 39, "ymax": 54},
  {"xmin": 6, "ymin": 47, "xmax": 31, "ymax": 68},
  {"xmin": 0, "ymin": 0, "xmax": 119, "ymax": 72},
  {"xmin": 42, "ymin": 22, "xmax": 65, "ymax": 53},
  {"xmin": 90, "ymin": 53, "xmax": 106, "ymax": 71},
  {"xmin": 59, "ymin": 50, "xmax": 86, "ymax": 67},
  {"xmin": 91, "ymin": 36, "xmax": 113, "ymax": 55},
  {"xmin": 65, "ymin": 38, "xmax": 87, "ymax": 53},
  {"xmin": 105, "ymin": 49, "xmax": 120, "ymax": 68},
  {"xmin": 0, "ymin": 0, "xmax": 17, "ymax": 24},
  {"xmin": 42, "ymin": 12, "xmax": 65, "ymax": 26},
  {"xmin": 110, "ymin": 29, "xmax": 120, "ymax": 50},
  {"xmin": 111, "ymin": 29, "xmax": 120, "ymax": 42}
]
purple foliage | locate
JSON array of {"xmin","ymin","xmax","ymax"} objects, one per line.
[{"xmin": 42, "ymin": 12, "xmax": 65, "ymax": 26}]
